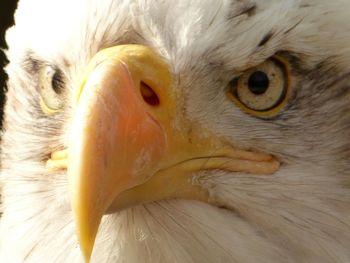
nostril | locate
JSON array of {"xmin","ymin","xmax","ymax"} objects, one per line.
[{"xmin": 140, "ymin": 81, "xmax": 160, "ymax": 106}]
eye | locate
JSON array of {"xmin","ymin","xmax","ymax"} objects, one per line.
[
  {"xmin": 39, "ymin": 66, "xmax": 65, "ymax": 114},
  {"xmin": 228, "ymin": 57, "xmax": 291, "ymax": 118}
]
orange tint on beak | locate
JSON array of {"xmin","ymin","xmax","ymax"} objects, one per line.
[{"xmin": 68, "ymin": 46, "xmax": 170, "ymax": 261}]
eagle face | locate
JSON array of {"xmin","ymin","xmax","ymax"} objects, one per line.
[{"xmin": 1, "ymin": 0, "xmax": 350, "ymax": 262}]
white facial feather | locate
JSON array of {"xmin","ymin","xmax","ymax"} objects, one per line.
[{"xmin": 1, "ymin": 0, "xmax": 350, "ymax": 262}]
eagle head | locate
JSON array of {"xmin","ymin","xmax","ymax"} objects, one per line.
[{"xmin": 1, "ymin": 1, "xmax": 350, "ymax": 262}]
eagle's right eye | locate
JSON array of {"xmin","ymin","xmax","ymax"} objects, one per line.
[{"xmin": 39, "ymin": 66, "xmax": 65, "ymax": 114}]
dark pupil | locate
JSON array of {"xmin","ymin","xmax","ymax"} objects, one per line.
[
  {"xmin": 51, "ymin": 70, "xmax": 64, "ymax": 94},
  {"xmin": 248, "ymin": 71, "xmax": 269, "ymax": 95}
]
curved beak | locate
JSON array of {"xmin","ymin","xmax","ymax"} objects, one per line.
[{"xmin": 48, "ymin": 45, "xmax": 280, "ymax": 262}]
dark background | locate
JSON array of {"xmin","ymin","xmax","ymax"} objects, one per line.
[{"xmin": 1, "ymin": 0, "xmax": 18, "ymax": 125}]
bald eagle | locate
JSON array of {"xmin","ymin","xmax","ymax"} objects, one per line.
[{"xmin": 1, "ymin": 0, "xmax": 350, "ymax": 262}]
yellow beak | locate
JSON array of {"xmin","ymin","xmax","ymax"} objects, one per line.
[{"xmin": 48, "ymin": 45, "xmax": 280, "ymax": 262}]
